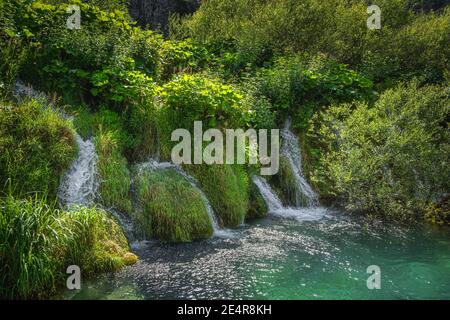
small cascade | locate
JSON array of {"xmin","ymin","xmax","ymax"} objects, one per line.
[
  {"xmin": 108, "ymin": 208, "xmax": 144, "ymax": 243},
  {"xmin": 252, "ymin": 176, "xmax": 283, "ymax": 212},
  {"xmin": 253, "ymin": 119, "xmax": 327, "ymax": 222},
  {"xmin": 58, "ymin": 135, "xmax": 99, "ymax": 208},
  {"xmin": 281, "ymin": 119, "xmax": 318, "ymax": 207},
  {"xmin": 136, "ymin": 160, "xmax": 232, "ymax": 237}
]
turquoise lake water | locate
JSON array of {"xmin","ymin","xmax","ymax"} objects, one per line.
[{"xmin": 65, "ymin": 209, "xmax": 450, "ymax": 300}]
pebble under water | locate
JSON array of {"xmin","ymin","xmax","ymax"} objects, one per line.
[{"xmin": 65, "ymin": 209, "xmax": 450, "ymax": 300}]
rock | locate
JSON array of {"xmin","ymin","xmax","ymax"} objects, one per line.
[
  {"xmin": 123, "ymin": 252, "xmax": 139, "ymax": 265},
  {"xmin": 129, "ymin": 0, "xmax": 200, "ymax": 36}
]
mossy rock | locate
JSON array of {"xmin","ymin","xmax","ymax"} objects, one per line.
[
  {"xmin": 123, "ymin": 252, "xmax": 139, "ymax": 265},
  {"xmin": 268, "ymin": 156, "xmax": 299, "ymax": 207},
  {"xmin": 184, "ymin": 164, "xmax": 249, "ymax": 227},
  {"xmin": 247, "ymin": 180, "xmax": 268, "ymax": 220},
  {"xmin": 134, "ymin": 169, "xmax": 213, "ymax": 242}
]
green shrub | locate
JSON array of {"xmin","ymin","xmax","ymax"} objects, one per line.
[
  {"xmin": 425, "ymin": 196, "xmax": 450, "ymax": 226},
  {"xmin": 185, "ymin": 164, "xmax": 249, "ymax": 227},
  {"xmin": 156, "ymin": 74, "xmax": 251, "ymax": 160},
  {"xmin": 159, "ymin": 39, "xmax": 212, "ymax": 81},
  {"xmin": 311, "ymin": 81, "xmax": 449, "ymax": 220},
  {"xmin": 90, "ymin": 64, "xmax": 157, "ymax": 109},
  {"xmin": 159, "ymin": 74, "xmax": 249, "ymax": 128},
  {"xmin": 0, "ymin": 99, "xmax": 77, "ymax": 198},
  {"xmin": 0, "ymin": 195, "xmax": 134, "ymax": 299},
  {"xmin": 134, "ymin": 168, "xmax": 213, "ymax": 242}
]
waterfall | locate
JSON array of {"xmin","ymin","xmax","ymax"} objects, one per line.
[
  {"xmin": 252, "ymin": 176, "xmax": 283, "ymax": 212},
  {"xmin": 136, "ymin": 160, "xmax": 233, "ymax": 237},
  {"xmin": 58, "ymin": 135, "xmax": 99, "ymax": 208},
  {"xmin": 253, "ymin": 119, "xmax": 327, "ymax": 222},
  {"xmin": 281, "ymin": 119, "xmax": 318, "ymax": 207}
]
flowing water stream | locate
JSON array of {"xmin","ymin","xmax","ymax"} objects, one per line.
[{"xmin": 58, "ymin": 135, "xmax": 99, "ymax": 208}]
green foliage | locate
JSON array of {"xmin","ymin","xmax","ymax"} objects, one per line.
[
  {"xmin": 425, "ymin": 196, "xmax": 450, "ymax": 226},
  {"xmin": 0, "ymin": 39, "xmax": 28, "ymax": 99},
  {"xmin": 159, "ymin": 39, "xmax": 212, "ymax": 80},
  {"xmin": 257, "ymin": 54, "xmax": 374, "ymax": 112},
  {"xmin": 183, "ymin": 0, "xmax": 449, "ymax": 82},
  {"xmin": 185, "ymin": 164, "xmax": 249, "ymax": 227},
  {"xmin": 156, "ymin": 74, "xmax": 251, "ymax": 161},
  {"xmin": 0, "ymin": 195, "xmax": 134, "ymax": 299},
  {"xmin": 0, "ymin": 99, "xmax": 76, "ymax": 198},
  {"xmin": 311, "ymin": 81, "xmax": 449, "ymax": 220},
  {"xmin": 159, "ymin": 74, "xmax": 249, "ymax": 128},
  {"xmin": 90, "ymin": 64, "xmax": 157, "ymax": 109},
  {"xmin": 134, "ymin": 168, "xmax": 213, "ymax": 242}
]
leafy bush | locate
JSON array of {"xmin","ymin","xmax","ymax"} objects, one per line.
[
  {"xmin": 159, "ymin": 39, "xmax": 212, "ymax": 80},
  {"xmin": 156, "ymin": 74, "xmax": 251, "ymax": 160},
  {"xmin": 159, "ymin": 74, "xmax": 249, "ymax": 128},
  {"xmin": 0, "ymin": 99, "xmax": 76, "ymax": 198},
  {"xmin": 256, "ymin": 54, "xmax": 374, "ymax": 134},
  {"xmin": 0, "ymin": 195, "xmax": 135, "ymax": 299},
  {"xmin": 310, "ymin": 81, "xmax": 449, "ymax": 220},
  {"xmin": 134, "ymin": 168, "xmax": 214, "ymax": 242}
]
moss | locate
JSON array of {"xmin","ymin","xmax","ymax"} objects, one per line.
[
  {"xmin": 268, "ymin": 156, "xmax": 298, "ymax": 207},
  {"xmin": 247, "ymin": 180, "xmax": 268, "ymax": 220},
  {"xmin": 123, "ymin": 252, "xmax": 139, "ymax": 265},
  {"xmin": 185, "ymin": 164, "xmax": 249, "ymax": 227},
  {"xmin": 95, "ymin": 129, "xmax": 133, "ymax": 214},
  {"xmin": 0, "ymin": 195, "xmax": 134, "ymax": 299},
  {"xmin": 0, "ymin": 99, "xmax": 77, "ymax": 198},
  {"xmin": 134, "ymin": 169, "xmax": 213, "ymax": 242}
]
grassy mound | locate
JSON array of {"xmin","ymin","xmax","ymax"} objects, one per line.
[
  {"xmin": 0, "ymin": 195, "xmax": 136, "ymax": 299},
  {"xmin": 134, "ymin": 169, "xmax": 213, "ymax": 242},
  {"xmin": 0, "ymin": 99, "xmax": 76, "ymax": 198},
  {"xmin": 185, "ymin": 164, "xmax": 249, "ymax": 227}
]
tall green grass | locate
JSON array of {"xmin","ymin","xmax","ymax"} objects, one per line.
[
  {"xmin": 95, "ymin": 129, "xmax": 133, "ymax": 214},
  {"xmin": 0, "ymin": 194, "xmax": 135, "ymax": 299}
]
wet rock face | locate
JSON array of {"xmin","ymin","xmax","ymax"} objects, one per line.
[{"xmin": 129, "ymin": 0, "xmax": 200, "ymax": 35}]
